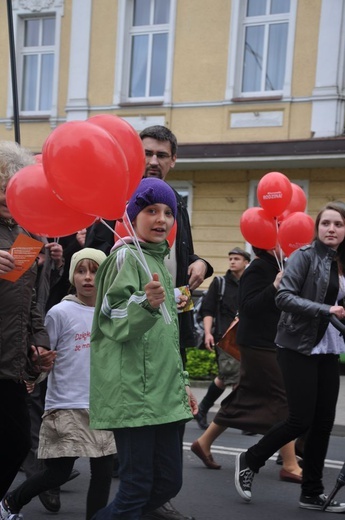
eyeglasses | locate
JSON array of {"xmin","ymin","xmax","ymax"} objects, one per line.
[{"xmin": 145, "ymin": 150, "xmax": 171, "ymax": 161}]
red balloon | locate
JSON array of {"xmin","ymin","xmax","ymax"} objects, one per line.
[
  {"xmin": 278, "ymin": 212, "xmax": 314, "ymax": 257},
  {"xmin": 6, "ymin": 164, "xmax": 95, "ymax": 237},
  {"xmin": 115, "ymin": 217, "xmax": 177, "ymax": 247},
  {"xmin": 257, "ymin": 171, "xmax": 292, "ymax": 218},
  {"xmin": 240, "ymin": 207, "xmax": 277, "ymax": 249},
  {"xmin": 42, "ymin": 121, "xmax": 128, "ymax": 219},
  {"xmin": 87, "ymin": 115, "xmax": 145, "ymax": 198},
  {"xmin": 167, "ymin": 220, "xmax": 177, "ymax": 248},
  {"xmin": 278, "ymin": 183, "xmax": 307, "ymax": 221}
]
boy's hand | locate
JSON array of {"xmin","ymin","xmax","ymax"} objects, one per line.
[
  {"xmin": 145, "ymin": 273, "xmax": 165, "ymax": 309},
  {"xmin": 186, "ymin": 386, "xmax": 199, "ymax": 415},
  {"xmin": 176, "ymin": 294, "xmax": 188, "ymax": 311}
]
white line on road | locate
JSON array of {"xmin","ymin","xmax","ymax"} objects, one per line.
[{"xmin": 184, "ymin": 442, "xmax": 344, "ymax": 470}]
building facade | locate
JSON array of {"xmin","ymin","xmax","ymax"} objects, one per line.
[{"xmin": 1, "ymin": 0, "xmax": 345, "ymax": 285}]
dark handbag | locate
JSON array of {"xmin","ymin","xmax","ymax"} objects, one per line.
[{"xmin": 216, "ymin": 316, "xmax": 240, "ymax": 361}]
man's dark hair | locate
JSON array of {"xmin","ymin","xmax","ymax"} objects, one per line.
[{"xmin": 139, "ymin": 126, "xmax": 178, "ymax": 157}]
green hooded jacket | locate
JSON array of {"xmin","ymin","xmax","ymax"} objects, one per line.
[{"xmin": 89, "ymin": 240, "xmax": 192, "ymax": 429}]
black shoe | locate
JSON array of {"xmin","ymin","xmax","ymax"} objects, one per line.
[
  {"xmin": 234, "ymin": 452, "xmax": 254, "ymax": 502},
  {"xmin": 194, "ymin": 410, "xmax": 209, "ymax": 430},
  {"xmin": 67, "ymin": 468, "xmax": 80, "ymax": 482},
  {"xmin": 142, "ymin": 501, "xmax": 195, "ymax": 520},
  {"xmin": 299, "ymin": 493, "xmax": 345, "ymax": 512},
  {"xmin": 39, "ymin": 488, "xmax": 61, "ymax": 513}
]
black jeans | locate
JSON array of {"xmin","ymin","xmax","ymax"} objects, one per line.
[
  {"xmin": 0, "ymin": 380, "xmax": 31, "ymax": 499},
  {"xmin": 8, "ymin": 455, "xmax": 113, "ymax": 520},
  {"xmin": 246, "ymin": 349, "xmax": 340, "ymax": 496}
]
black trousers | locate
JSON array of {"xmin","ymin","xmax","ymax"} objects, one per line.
[
  {"xmin": 246, "ymin": 349, "xmax": 340, "ymax": 496},
  {"xmin": 8, "ymin": 455, "xmax": 113, "ymax": 520},
  {"xmin": 0, "ymin": 380, "xmax": 32, "ymax": 499}
]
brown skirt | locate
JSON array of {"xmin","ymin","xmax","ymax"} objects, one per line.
[{"xmin": 214, "ymin": 345, "xmax": 288, "ymax": 434}]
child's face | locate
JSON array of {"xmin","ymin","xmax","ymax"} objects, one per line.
[
  {"xmin": 133, "ymin": 203, "xmax": 174, "ymax": 243},
  {"xmin": 73, "ymin": 259, "xmax": 98, "ymax": 303}
]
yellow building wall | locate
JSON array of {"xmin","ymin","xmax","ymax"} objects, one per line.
[
  {"xmin": 173, "ymin": 1, "xmax": 231, "ymax": 102},
  {"xmin": 88, "ymin": 0, "xmax": 118, "ymax": 106},
  {"xmin": 0, "ymin": 0, "xmax": 325, "ymax": 147},
  {"xmin": 292, "ymin": 0, "xmax": 321, "ymax": 96}
]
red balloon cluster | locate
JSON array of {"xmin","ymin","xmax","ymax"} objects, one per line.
[
  {"xmin": 240, "ymin": 171, "xmax": 314, "ymax": 257},
  {"xmin": 6, "ymin": 116, "xmax": 145, "ymax": 237}
]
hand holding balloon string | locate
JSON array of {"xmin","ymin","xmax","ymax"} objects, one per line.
[{"xmin": 100, "ymin": 217, "xmax": 172, "ymax": 324}]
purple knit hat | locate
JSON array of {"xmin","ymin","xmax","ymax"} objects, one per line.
[{"xmin": 126, "ymin": 178, "xmax": 177, "ymax": 222}]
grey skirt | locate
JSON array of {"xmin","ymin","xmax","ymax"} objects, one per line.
[{"xmin": 38, "ymin": 408, "xmax": 116, "ymax": 459}]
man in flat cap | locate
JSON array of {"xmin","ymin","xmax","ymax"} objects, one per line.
[{"xmin": 194, "ymin": 247, "xmax": 250, "ymax": 430}]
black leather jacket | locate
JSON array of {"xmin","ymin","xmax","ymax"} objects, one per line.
[{"xmin": 275, "ymin": 240, "xmax": 337, "ymax": 355}]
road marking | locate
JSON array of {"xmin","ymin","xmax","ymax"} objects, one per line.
[{"xmin": 184, "ymin": 442, "xmax": 344, "ymax": 470}]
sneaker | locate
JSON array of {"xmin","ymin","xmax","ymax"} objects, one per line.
[
  {"xmin": 299, "ymin": 493, "xmax": 345, "ymax": 513},
  {"xmin": 234, "ymin": 452, "xmax": 254, "ymax": 502},
  {"xmin": 0, "ymin": 499, "xmax": 23, "ymax": 519}
]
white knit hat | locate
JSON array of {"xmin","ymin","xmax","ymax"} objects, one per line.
[{"xmin": 69, "ymin": 248, "xmax": 107, "ymax": 284}]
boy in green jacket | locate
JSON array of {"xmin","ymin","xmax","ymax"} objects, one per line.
[{"xmin": 90, "ymin": 178, "xmax": 197, "ymax": 520}]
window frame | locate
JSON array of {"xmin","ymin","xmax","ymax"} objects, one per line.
[
  {"xmin": 114, "ymin": 0, "xmax": 177, "ymax": 106},
  {"xmin": 8, "ymin": 0, "xmax": 63, "ymax": 124},
  {"xmin": 169, "ymin": 180, "xmax": 193, "ymax": 221},
  {"xmin": 226, "ymin": 0, "xmax": 297, "ymax": 101},
  {"xmin": 19, "ymin": 16, "xmax": 56, "ymax": 115}
]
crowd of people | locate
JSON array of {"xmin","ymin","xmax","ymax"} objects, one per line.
[{"xmin": 1, "ymin": 127, "xmax": 345, "ymax": 519}]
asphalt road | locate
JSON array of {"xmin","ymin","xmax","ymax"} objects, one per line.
[{"xmin": 11, "ymin": 414, "xmax": 345, "ymax": 520}]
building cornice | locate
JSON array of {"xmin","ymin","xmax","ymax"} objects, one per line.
[{"xmin": 175, "ymin": 137, "xmax": 345, "ymax": 170}]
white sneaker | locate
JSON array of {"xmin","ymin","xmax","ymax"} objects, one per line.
[{"xmin": 0, "ymin": 500, "xmax": 23, "ymax": 519}]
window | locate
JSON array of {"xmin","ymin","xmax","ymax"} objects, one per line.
[
  {"xmin": 115, "ymin": 0, "xmax": 176, "ymax": 105},
  {"xmin": 20, "ymin": 16, "xmax": 56, "ymax": 113},
  {"xmin": 169, "ymin": 181, "xmax": 193, "ymax": 220},
  {"xmin": 227, "ymin": 0, "xmax": 297, "ymax": 100}
]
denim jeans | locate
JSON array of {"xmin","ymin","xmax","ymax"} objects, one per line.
[
  {"xmin": 246, "ymin": 349, "xmax": 340, "ymax": 496},
  {"xmin": 92, "ymin": 422, "xmax": 183, "ymax": 520}
]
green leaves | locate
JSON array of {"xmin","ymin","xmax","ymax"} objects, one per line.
[{"xmin": 185, "ymin": 348, "xmax": 218, "ymax": 380}]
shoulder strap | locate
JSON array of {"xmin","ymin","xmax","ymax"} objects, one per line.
[
  {"xmin": 215, "ymin": 276, "xmax": 226, "ymax": 301},
  {"xmin": 213, "ymin": 276, "xmax": 225, "ymax": 338}
]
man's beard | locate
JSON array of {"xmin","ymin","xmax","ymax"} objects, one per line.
[{"xmin": 144, "ymin": 167, "xmax": 163, "ymax": 179}]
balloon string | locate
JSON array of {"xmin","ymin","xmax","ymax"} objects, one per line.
[
  {"xmin": 273, "ymin": 249, "xmax": 283, "ymax": 271},
  {"xmin": 99, "ymin": 218, "xmax": 171, "ymax": 324},
  {"xmin": 120, "ymin": 214, "xmax": 172, "ymax": 325},
  {"xmin": 273, "ymin": 218, "xmax": 283, "ymax": 271}
]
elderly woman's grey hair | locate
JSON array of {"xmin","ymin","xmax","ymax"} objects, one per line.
[{"xmin": 0, "ymin": 141, "xmax": 35, "ymax": 189}]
